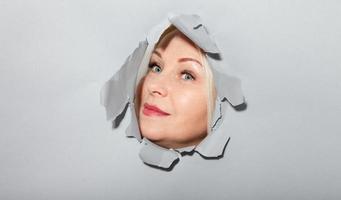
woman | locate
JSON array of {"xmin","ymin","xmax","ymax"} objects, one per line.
[
  {"xmin": 101, "ymin": 13, "xmax": 245, "ymax": 170},
  {"xmin": 135, "ymin": 24, "xmax": 217, "ymax": 149}
]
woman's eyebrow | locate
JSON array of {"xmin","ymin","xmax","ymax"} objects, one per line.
[
  {"xmin": 152, "ymin": 50, "xmax": 162, "ymax": 58},
  {"xmin": 178, "ymin": 57, "xmax": 203, "ymax": 67},
  {"xmin": 152, "ymin": 50, "xmax": 202, "ymax": 67}
]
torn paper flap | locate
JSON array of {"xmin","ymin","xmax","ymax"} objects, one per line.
[
  {"xmin": 139, "ymin": 138, "xmax": 180, "ymax": 169},
  {"xmin": 100, "ymin": 40, "xmax": 148, "ymax": 121},
  {"xmin": 169, "ymin": 14, "xmax": 220, "ymax": 54}
]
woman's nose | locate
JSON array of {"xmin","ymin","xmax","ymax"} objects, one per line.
[{"xmin": 147, "ymin": 77, "xmax": 169, "ymax": 97}]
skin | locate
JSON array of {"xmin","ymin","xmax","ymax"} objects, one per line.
[{"xmin": 136, "ymin": 30, "xmax": 209, "ymax": 149}]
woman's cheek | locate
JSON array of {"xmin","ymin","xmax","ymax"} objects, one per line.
[
  {"xmin": 141, "ymin": 77, "xmax": 152, "ymax": 99},
  {"xmin": 175, "ymin": 88, "xmax": 205, "ymax": 113}
]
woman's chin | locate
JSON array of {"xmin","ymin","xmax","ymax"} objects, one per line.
[{"xmin": 140, "ymin": 127, "xmax": 166, "ymax": 142}]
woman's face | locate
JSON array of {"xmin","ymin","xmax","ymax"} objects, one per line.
[{"xmin": 137, "ymin": 31, "xmax": 209, "ymax": 149}]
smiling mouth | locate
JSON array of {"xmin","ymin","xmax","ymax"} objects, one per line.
[{"xmin": 142, "ymin": 103, "xmax": 170, "ymax": 117}]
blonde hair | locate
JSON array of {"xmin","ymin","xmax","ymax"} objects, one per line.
[{"xmin": 137, "ymin": 25, "xmax": 216, "ymax": 136}]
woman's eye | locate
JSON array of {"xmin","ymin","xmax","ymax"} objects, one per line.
[
  {"xmin": 149, "ymin": 65, "xmax": 162, "ymax": 73},
  {"xmin": 181, "ymin": 72, "xmax": 195, "ymax": 81}
]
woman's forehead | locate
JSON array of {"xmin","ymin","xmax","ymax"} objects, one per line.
[
  {"xmin": 157, "ymin": 29, "xmax": 197, "ymax": 49},
  {"xmin": 153, "ymin": 35, "xmax": 203, "ymax": 60}
]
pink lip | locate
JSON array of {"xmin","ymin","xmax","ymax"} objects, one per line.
[{"xmin": 143, "ymin": 103, "xmax": 170, "ymax": 117}]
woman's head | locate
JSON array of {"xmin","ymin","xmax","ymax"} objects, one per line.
[{"xmin": 135, "ymin": 25, "xmax": 216, "ymax": 149}]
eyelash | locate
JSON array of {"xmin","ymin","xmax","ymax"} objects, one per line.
[{"xmin": 148, "ymin": 62, "xmax": 196, "ymax": 81}]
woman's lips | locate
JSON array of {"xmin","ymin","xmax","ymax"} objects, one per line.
[{"xmin": 143, "ymin": 103, "xmax": 170, "ymax": 117}]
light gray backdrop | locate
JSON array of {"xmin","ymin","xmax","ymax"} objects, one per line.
[{"xmin": 1, "ymin": 0, "xmax": 340, "ymax": 199}]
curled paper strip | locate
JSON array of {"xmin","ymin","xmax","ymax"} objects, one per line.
[{"xmin": 101, "ymin": 13, "xmax": 246, "ymax": 170}]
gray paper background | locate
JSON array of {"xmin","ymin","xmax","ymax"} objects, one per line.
[{"xmin": 1, "ymin": 1, "xmax": 340, "ymax": 199}]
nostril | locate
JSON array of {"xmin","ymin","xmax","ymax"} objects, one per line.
[
  {"xmin": 149, "ymin": 86, "xmax": 167, "ymax": 97},
  {"xmin": 152, "ymin": 90, "xmax": 162, "ymax": 96}
]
